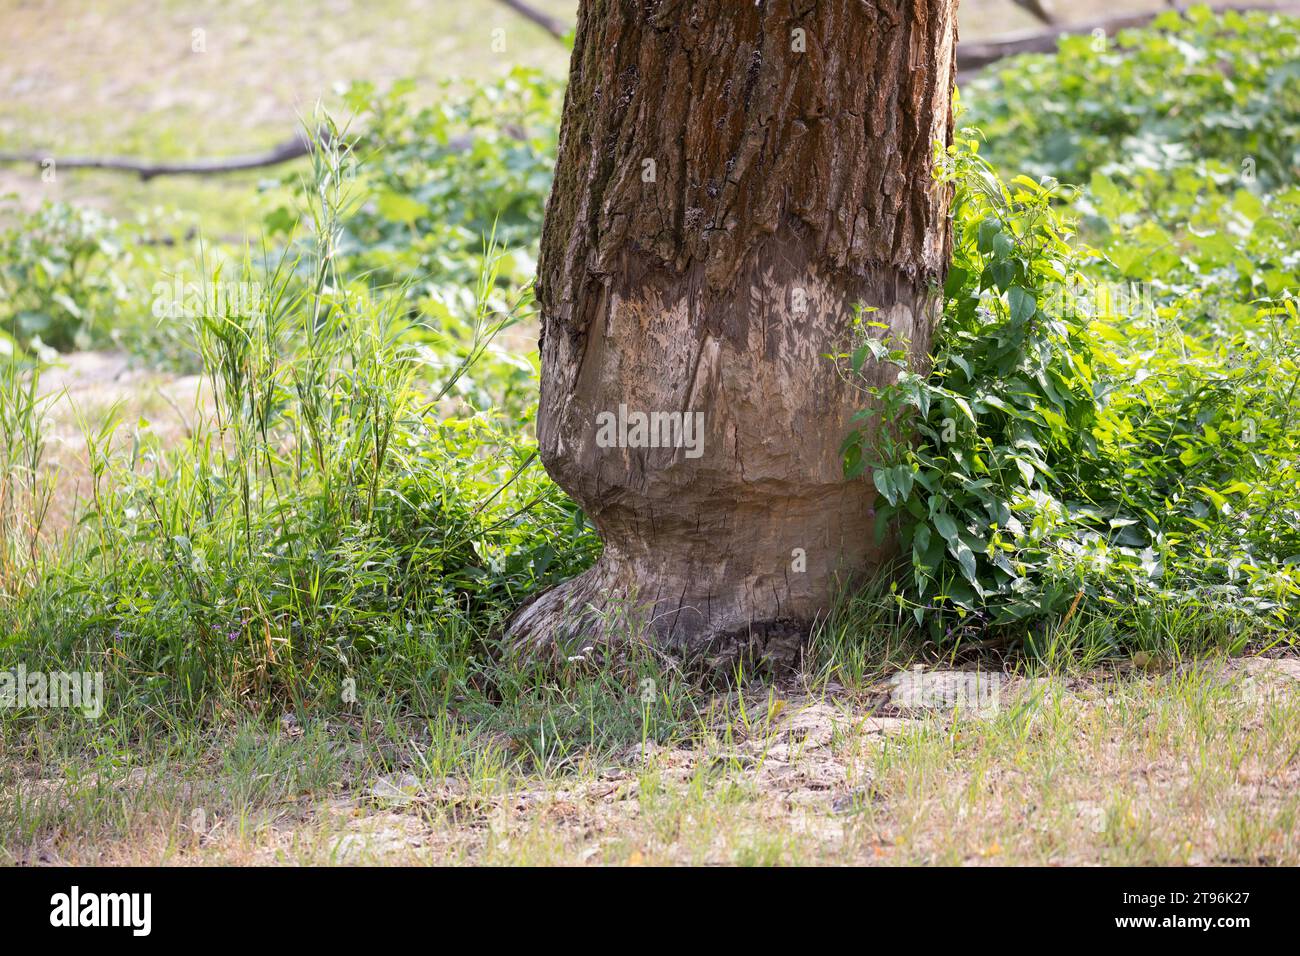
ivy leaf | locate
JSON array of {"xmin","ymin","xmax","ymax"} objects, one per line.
[
  {"xmin": 1008, "ymin": 285, "xmax": 1036, "ymax": 324},
  {"xmin": 873, "ymin": 467, "xmax": 898, "ymax": 506},
  {"xmin": 954, "ymin": 542, "xmax": 981, "ymax": 591},
  {"xmin": 932, "ymin": 511, "xmax": 960, "ymax": 545}
]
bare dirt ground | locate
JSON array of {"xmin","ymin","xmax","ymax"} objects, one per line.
[
  {"xmin": 6, "ymin": 656, "xmax": 1298, "ymax": 865},
  {"xmin": 34, "ymin": 350, "xmax": 206, "ymax": 535}
]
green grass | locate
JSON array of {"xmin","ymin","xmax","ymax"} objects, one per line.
[
  {"xmin": 7, "ymin": 654, "xmax": 1299, "ymax": 865},
  {"xmin": 2, "ymin": 3, "xmax": 1299, "ymax": 866},
  {"xmin": 5, "ymin": 10, "xmax": 1299, "ymax": 734}
]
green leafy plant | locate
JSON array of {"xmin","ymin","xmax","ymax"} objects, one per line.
[
  {"xmin": 0, "ymin": 199, "xmax": 131, "ymax": 353},
  {"xmin": 965, "ymin": 6, "xmax": 1300, "ymax": 190},
  {"xmin": 844, "ymin": 140, "xmax": 1103, "ymax": 637},
  {"xmin": 845, "ymin": 135, "xmax": 1300, "ymax": 651},
  {"xmin": 2, "ymin": 120, "xmax": 597, "ymax": 715},
  {"xmin": 324, "ymin": 69, "xmax": 560, "ymax": 303}
]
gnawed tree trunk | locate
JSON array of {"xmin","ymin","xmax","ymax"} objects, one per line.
[{"xmin": 511, "ymin": 0, "xmax": 959, "ymax": 668}]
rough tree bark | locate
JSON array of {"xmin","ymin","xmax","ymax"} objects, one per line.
[{"xmin": 510, "ymin": 0, "xmax": 959, "ymax": 668}]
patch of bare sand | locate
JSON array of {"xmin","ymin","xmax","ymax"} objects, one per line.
[
  {"xmin": 7, "ymin": 642, "xmax": 1299, "ymax": 864},
  {"xmin": 34, "ymin": 350, "xmax": 207, "ymax": 535}
]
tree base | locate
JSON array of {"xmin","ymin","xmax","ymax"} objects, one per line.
[
  {"xmin": 514, "ymin": 0, "xmax": 958, "ymax": 674},
  {"xmin": 506, "ymin": 554, "xmax": 822, "ymax": 674}
]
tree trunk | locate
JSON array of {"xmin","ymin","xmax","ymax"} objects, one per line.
[{"xmin": 511, "ymin": 0, "xmax": 959, "ymax": 669}]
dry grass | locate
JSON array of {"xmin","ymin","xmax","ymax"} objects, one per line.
[
  {"xmin": 5, "ymin": 656, "xmax": 1297, "ymax": 866},
  {"xmin": 31, "ymin": 351, "xmax": 208, "ymax": 538}
]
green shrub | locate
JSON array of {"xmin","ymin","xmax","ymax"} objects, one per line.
[
  {"xmin": 253, "ymin": 71, "xmax": 561, "ymax": 420},
  {"xmin": 838, "ymin": 8, "xmax": 1300, "ymax": 653},
  {"xmin": 0, "ymin": 200, "xmax": 131, "ymax": 354},
  {"xmin": 843, "ymin": 142, "xmax": 1107, "ymax": 637},
  {"xmin": 2, "ymin": 125, "xmax": 598, "ymax": 715},
  {"xmin": 845, "ymin": 137, "xmax": 1300, "ymax": 650},
  {"xmin": 964, "ymin": 6, "xmax": 1300, "ymax": 190},
  {"xmin": 330, "ymin": 68, "xmax": 559, "ymax": 308}
]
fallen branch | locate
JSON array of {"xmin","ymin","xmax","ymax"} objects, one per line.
[
  {"xmin": 0, "ymin": 132, "xmax": 313, "ymax": 182},
  {"xmin": 492, "ymin": 0, "xmax": 567, "ymax": 41},
  {"xmin": 957, "ymin": 2, "xmax": 1300, "ymax": 78},
  {"xmin": 1010, "ymin": 0, "xmax": 1057, "ymax": 27},
  {"xmin": 4, "ymin": 2, "xmax": 1296, "ymax": 182}
]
